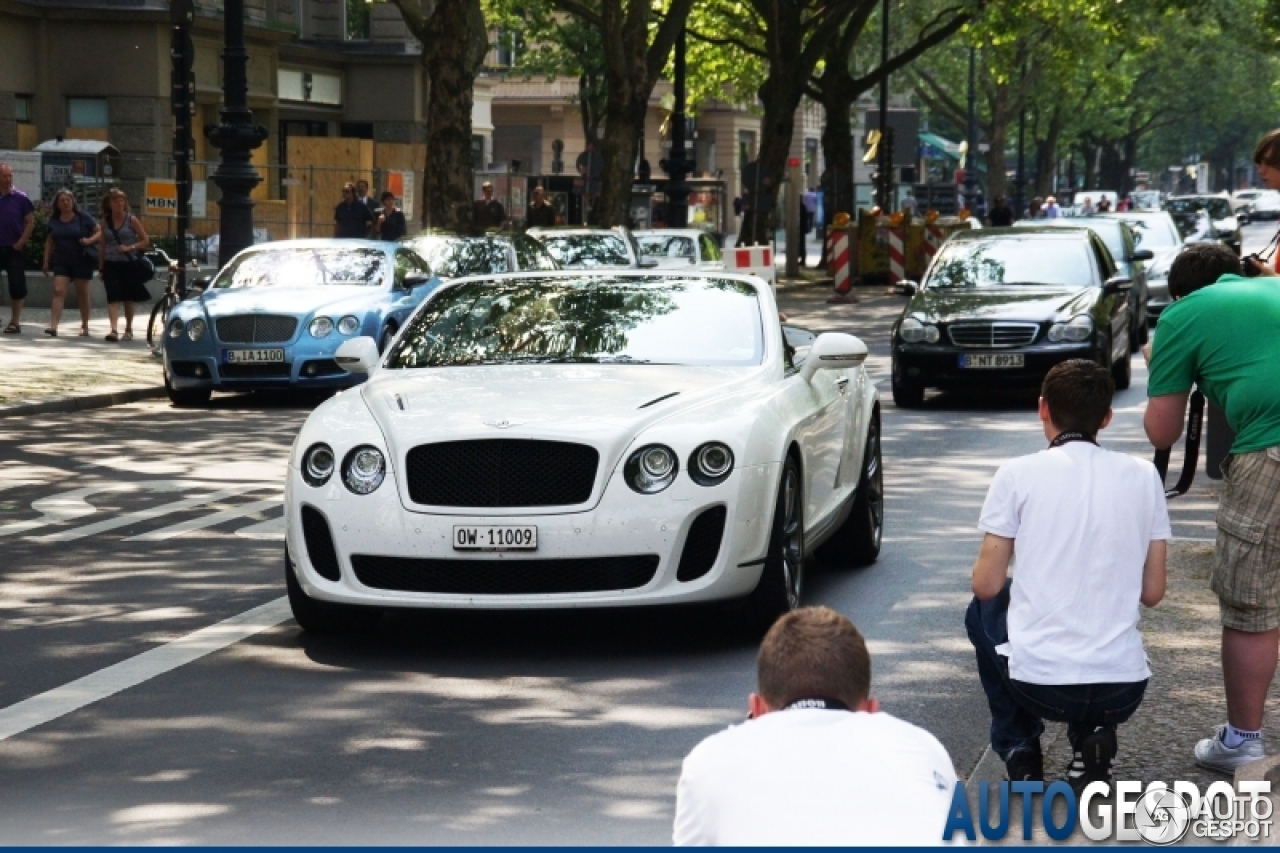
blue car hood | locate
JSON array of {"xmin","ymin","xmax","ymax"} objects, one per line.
[{"xmin": 199, "ymin": 284, "xmax": 385, "ymax": 318}]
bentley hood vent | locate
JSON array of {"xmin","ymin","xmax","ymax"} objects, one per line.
[{"xmin": 638, "ymin": 391, "xmax": 681, "ymax": 409}]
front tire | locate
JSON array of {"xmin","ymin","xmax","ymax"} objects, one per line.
[
  {"xmin": 892, "ymin": 362, "xmax": 925, "ymax": 408},
  {"xmin": 818, "ymin": 409, "xmax": 883, "ymax": 567},
  {"xmin": 1112, "ymin": 342, "xmax": 1132, "ymax": 391},
  {"xmin": 744, "ymin": 455, "xmax": 805, "ymax": 632},
  {"xmin": 165, "ymin": 371, "xmax": 211, "ymax": 407},
  {"xmin": 285, "ymin": 549, "xmax": 381, "ymax": 634}
]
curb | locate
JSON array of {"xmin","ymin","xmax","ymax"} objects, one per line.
[{"xmin": 0, "ymin": 385, "xmax": 166, "ymax": 419}]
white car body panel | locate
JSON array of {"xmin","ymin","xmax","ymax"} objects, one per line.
[
  {"xmin": 634, "ymin": 228, "xmax": 726, "ymax": 272},
  {"xmin": 284, "ymin": 271, "xmax": 877, "ymax": 610}
]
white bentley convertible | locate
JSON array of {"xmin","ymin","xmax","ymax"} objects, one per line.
[{"xmin": 284, "ymin": 271, "xmax": 882, "ymax": 632}]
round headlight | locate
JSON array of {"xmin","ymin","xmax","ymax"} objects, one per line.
[
  {"xmin": 625, "ymin": 444, "xmax": 678, "ymax": 494},
  {"xmin": 167, "ymin": 317, "xmax": 185, "ymax": 338},
  {"xmin": 302, "ymin": 443, "xmax": 335, "ymax": 487},
  {"xmin": 923, "ymin": 324, "xmax": 940, "ymax": 344},
  {"xmin": 690, "ymin": 442, "xmax": 735, "ymax": 486},
  {"xmin": 342, "ymin": 445, "xmax": 386, "ymax": 495},
  {"xmin": 186, "ymin": 318, "xmax": 206, "ymax": 341},
  {"xmin": 309, "ymin": 317, "xmax": 334, "ymax": 338},
  {"xmin": 338, "ymin": 315, "xmax": 360, "ymax": 335}
]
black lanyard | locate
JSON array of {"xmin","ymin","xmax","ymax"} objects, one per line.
[
  {"xmin": 783, "ymin": 697, "xmax": 850, "ymax": 711},
  {"xmin": 1049, "ymin": 431, "xmax": 1097, "ymax": 449}
]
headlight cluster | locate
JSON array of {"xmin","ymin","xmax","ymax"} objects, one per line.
[
  {"xmin": 1048, "ymin": 315, "xmax": 1094, "ymax": 343},
  {"xmin": 624, "ymin": 442, "xmax": 734, "ymax": 494},
  {"xmin": 168, "ymin": 317, "xmax": 185, "ymax": 338},
  {"xmin": 309, "ymin": 315, "xmax": 361, "ymax": 338},
  {"xmin": 301, "ymin": 442, "xmax": 385, "ymax": 495},
  {"xmin": 186, "ymin": 318, "xmax": 207, "ymax": 341},
  {"xmin": 899, "ymin": 317, "xmax": 940, "ymax": 344}
]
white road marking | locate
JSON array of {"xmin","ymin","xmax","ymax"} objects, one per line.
[
  {"xmin": 235, "ymin": 515, "xmax": 287, "ymax": 541},
  {"xmin": 0, "ymin": 597, "xmax": 292, "ymax": 742},
  {"xmin": 33, "ymin": 486, "xmax": 265, "ymax": 543},
  {"xmin": 126, "ymin": 497, "xmax": 282, "ymax": 542},
  {"xmin": 0, "ymin": 482, "xmax": 185, "ymax": 539}
]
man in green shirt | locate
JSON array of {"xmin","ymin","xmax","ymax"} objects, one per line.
[{"xmin": 1145, "ymin": 240, "xmax": 1280, "ymax": 774}]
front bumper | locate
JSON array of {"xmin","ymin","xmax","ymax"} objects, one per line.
[
  {"xmin": 164, "ymin": 343, "xmax": 363, "ymax": 391},
  {"xmin": 284, "ymin": 460, "xmax": 780, "ymax": 609},
  {"xmin": 894, "ymin": 341, "xmax": 1098, "ymax": 388}
]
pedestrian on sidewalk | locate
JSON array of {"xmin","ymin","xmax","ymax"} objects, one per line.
[
  {"xmin": 334, "ymin": 183, "xmax": 374, "ymax": 239},
  {"xmin": 526, "ymin": 185, "xmax": 557, "ymax": 228},
  {"xmin": 0, "ymin": 163, "xmax": 35, "ymax": 334},
  {"xmin": 355, "ymin": 179, "xmax": 379, "ymax": 218},
  {"xmin": 1144, "ymin": 233, "xmax": 1280, "ymax": 774},
  {"xmin": 967, "ymin": 359, "xmax": 1169, "ymax": 792},
  {"xmin": 98, "ymin": 189, "xmax": 152, "ymax": 342},
  {"xmin": 373, "ymin": 191, "xmax": 406, "ymax": 241},
  {"xmin": 41, "ymin": 189, "xmax": 98, "ymax": 337},
  {"xmin": 673, "ymin": 607, "xmax": 958, "ymax": 845},
  {"xmin": 988, "ymin": 196, "xmax": 1014, "ymax": 227},
  {"xmin": 1043, "ymin": 196, "xmax": 1062, "ymax": 218}
]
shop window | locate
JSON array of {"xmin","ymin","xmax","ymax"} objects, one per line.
[
  {"xmin": 15, "ymin": 95, "xmax": 33, "ymax": 123},
  {"xmin": 67, "ymin": 98, "xmax": 108, "ymax": 128}
]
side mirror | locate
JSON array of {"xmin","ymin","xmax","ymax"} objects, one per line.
[
  {"xmin": 334, "ymin": 336, "xmax": 381, "ymax": 374},
  {"xmin": 1103, "ymin": 275, "xmax": 1133, "ymax": 295},
  {"xmin": 403, "ymin": 272, "xmax": 433, "ymax": 289},
  {"xmin": 1130, "ymin": 249, "xmax": 1154, "ymax": 262},
  {"xmin": 187, "ymin": 276, "xmax": 211, "ymax": 296},
  {"xmin": 1239, "ymin": 211, "xmax": 1251, "ymax": 225},
  {"xmin": 637, "ymin": 257, "xmax": 660, "ymax": 269},
  {"xmin": 801, "ymin": 332, "xmax": 868, "ymax": 383},
  {"xmin": 894, "ymin": 280, "xmax": 919, "ymax": 296}
]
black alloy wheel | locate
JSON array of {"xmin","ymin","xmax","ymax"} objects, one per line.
[
  {"xmin": 818, "ymin": 409, "xmax": 884, "ymax": 568},
  {"xmin": 745, "ymin": 455, "xmax": 805, "ymax": 631},
  {"xmin": 1111, "ymin": 331, "xmax": 1132, "ymax": 391},
  {"xmin": 285, "ymin": 547, "xmax": 381, "ymax": 634}
]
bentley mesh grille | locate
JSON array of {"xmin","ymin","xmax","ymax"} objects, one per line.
[
  {"xmin": 215, "ymin": 315, "xmax": 299, "ymax": 343},
  {"xmin": 301, "ymin": 506, "xmax": 341, "ymax": 581},
  {"xmin": 350, "ymin": 554, "xmax": 659, "ymax": 594},
  {"xmin": 947, "ymin": 322, "xmax": 1040, "ymax": 349},
  {"xmin": 405, "ymin": 439, "xmax": 599, "ymax": 507},
  {"xmin": 676, "ymin": 506, "xmax": 727, "ymax": 582}
]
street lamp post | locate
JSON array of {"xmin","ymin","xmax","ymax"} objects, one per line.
[
  {"xmin": 876, "ymin": 0, "xmax": 891, "ymax": 211},
  {"xmin": 1014, "ymin": 59, "xmax": 1027, "ymax": 219},
  {"xmin": 963, "ymin": 46, "xmax": 979, "ymax": 214},
  {"xmin": 205, "ymin": 0, "xmax": 268, "ymax": 264},
  {"xmin": 660, "ymin": 27, "xmax": 693, "ymax": 228}
]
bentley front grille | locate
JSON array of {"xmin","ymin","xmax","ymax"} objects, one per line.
[
  {"xmin": 215, "ymin": 315, "xmax": 299, "ymax": 343},
  {"xmin": 405, "ymin": 439, "xmax": 599, "ymax": 507}
]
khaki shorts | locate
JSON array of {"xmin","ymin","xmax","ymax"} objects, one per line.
[{"xmin": 1214, "ymin": 446, "xmax": 1280, "ymax": 631}]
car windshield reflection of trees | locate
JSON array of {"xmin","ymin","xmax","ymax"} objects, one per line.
[
  {"xmin": 926, "ymin": 241, "xmax": 1091, "ymax": 289},
  {"xmin": 1166, "ymin": 197, "xmax": 1232, "ymax": 220},
  {"xmin": 212, "ymin": 249, "xmax": 385, "ymax": 288},
  {"xmin": 388, "ymin": 278, "xmax": 763, "ymax": 368},
  {"xmin": 638, "ymin": 237, "xmax": 695, "ymax": 258},
  {"xmin": 1123, "ymin": 219, "xmax": 1178, "ymax": 249},
  {"xmin": 543, "ymin": 236, "xmax": 632, "ymax": 267},
  {"xmin": 420, "ymin": 238, "xmax": 511, "ymax": 277}
]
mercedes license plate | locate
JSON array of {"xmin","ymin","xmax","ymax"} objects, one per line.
[
  {"xmin": 960, "ymin": 353, "xmax": 1025, "ymax": 369},
  {"xmin": 224, "ymin": 349, "xmax": 285, "ymax": 364},
  {"xmin": 453, "ymin": 525, "xmax": 538, "ymax": 551}
]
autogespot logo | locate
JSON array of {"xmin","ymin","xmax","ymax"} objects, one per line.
[{"xmin": 943, "ymin": 780, "xmax": 1274, "ymax": 843}]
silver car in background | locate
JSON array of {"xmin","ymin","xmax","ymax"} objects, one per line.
[{"xmin": 1103, "ymin": 209, "xmax": 1185, "ymax": 325}]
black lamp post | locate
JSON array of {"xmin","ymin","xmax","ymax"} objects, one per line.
[
  {"xmin": 205, "ymin": 0, "xmax": 268, "ymax": 264},
  {"xmin": 876, "ymin": 0, "xmax": 892, "ymax": 211},
  {"xmin": 1013, "ymin": 60, "xmax": 1027, "ymax": 219},
  {"xmin": 660, "ymin": 27, "xmax": 693, "ymax": 227},
  {"xmin": 963, "ymin": 46, "xmax": 979, "ymax": 214}
]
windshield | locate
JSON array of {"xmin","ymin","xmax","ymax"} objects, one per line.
[
  {"xmin": 408, "ymin": 237, "xmax": 510, "ymax": 278},
  {"xmin": 540, "ymin": 234, "xmax": 633, "ymax": 268},
  {"xmin": 1119, "ymin": 216, "xmax": 1180, "ymax": 249},
  {"xmin": 211, "ymin": 248, "xmax": 385, "ymax": 289},
  {"xmin": 1166, "ymin": 197, "xmax": 1233, "ymax": 220},
  {"xmin": 638, "ymin": 235, "xmax": 696, "ymax": 259},
  {"xmin": 387, "ymin": 277, "xmax": 764, "ymax": 368},
  {"xmin": 925, "ymin": 239, "xmax": 1094, "ymax": 288}
]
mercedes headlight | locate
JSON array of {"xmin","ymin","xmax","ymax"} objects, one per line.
[
  {"xmin": 1048, "ymin": 315, "xmax": 1094, "ymax": 343},
  {"xmin": 167, "ymin": 317, "xmax": 185, "ymax": 338},
  {"xmin": 625, "ymin": 444, "xmax": 678, "ymax": 494},
  {"xmin": 186, "ymin": 318, "xmax": 206, "ymax": 341},
  {"xmin": 689, "ymin": 442, "xmax": 734, "ymax": 486},
  {"xmin": 899, "ymin": 317, "xmax": 940, "ymax": 343},
  {"xmin": 309, "ymin": 317, "xmax": 334, "ymax": 338},
  {"xmin": 341, "ymin": 445, "xmax": 386, "ymax": 495},
  {"xmin": 302, "ymin": 443, "xmax": 335, "ymax": 487},
  {"xmin": 338, "ymin": 315, "xmax": 360, "ymax": 335}
]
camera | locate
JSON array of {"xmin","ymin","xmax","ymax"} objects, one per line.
[{"xmin": 1243, "ymin": 254, "xmax": 1263, "ymax": 277}]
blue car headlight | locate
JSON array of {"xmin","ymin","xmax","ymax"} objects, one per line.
[
  {"xmin": 310, "ymin": 317, "xmax": 334, "ymax": 338},
  {"xmin": 187, "ymin": 318, "xmax": 207, "ymax": 341},
  {"xmin": 338, "ymin": 315, "xmax": 360, "ymax": 335},
  {"xmin": 168, "ymin": 317, "xmax": 185, "ymax": 338}
]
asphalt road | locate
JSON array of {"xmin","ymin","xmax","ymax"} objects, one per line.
[{"xmin": 0, "ymin": 225, "xmax": 1256, "ymax": 843}]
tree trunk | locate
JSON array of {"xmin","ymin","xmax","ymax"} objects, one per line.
[
  {"xmin": 741, "ymin": 78, "xmax": 803, "ymax": 246},
  {"xmin": 983, "ymin": 122, "xmax": 1009, "ymax": 203},
  {"xmin": 420, "ymin": 0, "xmax": 487, "ymax": 230},
  {"xmin": 819, "ymin": 77, "xmax": 857, "ymax": 223},
  {"xmin": 1034, "ymin": 106, "xmax": 1063, "ymax": 197},
  {"xmin": 597, "ymin": 81, "xmax": 648, "ymax": 226}
]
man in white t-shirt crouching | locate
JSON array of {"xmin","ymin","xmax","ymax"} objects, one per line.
[
  {"xmin": 965, "ymin": 359, "xmax": 1170, "ymax": 792},
  {"xmin": 673, "ymin": 607, "xmax": 958, "ymax": 845}
]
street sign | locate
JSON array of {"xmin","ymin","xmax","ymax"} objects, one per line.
[{"xmin": 145, "ymin": 178, "xmax": 205, "ymax": 217}]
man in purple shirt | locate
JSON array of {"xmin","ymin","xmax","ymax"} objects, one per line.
[{"xmin": 0, "ymin": 164, "xmax": 36, "ymax": 333}]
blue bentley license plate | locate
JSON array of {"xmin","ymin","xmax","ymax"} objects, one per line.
[{"xmin": 224, "ymin": 349, "xmax": 285, "ymax": 364}]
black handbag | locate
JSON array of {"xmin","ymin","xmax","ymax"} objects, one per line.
[{"xmin": 107, "ymin": 214, "xmax": 154, "ymax": 287}]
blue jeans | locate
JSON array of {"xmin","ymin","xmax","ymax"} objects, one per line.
[{"xmin": 965, "ymin": 581, "xmax": 1148, "ymax": 760}]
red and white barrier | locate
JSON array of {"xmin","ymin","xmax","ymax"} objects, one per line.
[
  {"xmin": 887, "ymin": 227, "xmax": 906, "ymax": 285},
  {"xmin": 922, "ymin": 225, "xmax": 945, "ymax": 267},
  {"xmin": 727, "ymin": 244, "xmax": 776, "ymax": 287},
  {"xmin": 829, "ymin": 229, "xmax": 853, "ymax": 294}
]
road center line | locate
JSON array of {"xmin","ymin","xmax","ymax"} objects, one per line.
[
  {"xmin": 126, "ymin": 496, "xmax": 282, "ymax": 542},
  {"xmin": 32, "ymin": 486, "xmax": 265, "ymax": 542},
  {"xmin": 0, "ymin": 597, "xmax": 292, "ymax": 742}
]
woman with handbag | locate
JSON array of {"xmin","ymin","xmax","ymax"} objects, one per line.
[
  {"xmin": 41, "ymin": 189, "xmax": 99, "ymax": 337},
  {"xmin": 98, "ymin": 188, "xmax": 152, "ymax": 342}
]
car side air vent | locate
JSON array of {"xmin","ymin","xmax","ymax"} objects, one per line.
[
  {"xmin": 638, "ymin": 391, "xmax": 680, "ymax": 409},
  {"xmin": 677, "ymin": 506, "xmax": 728, "ymax": 582},
  {"xmin": 301, "ymin": 505, "xmax": 341, "ymax": 582}
]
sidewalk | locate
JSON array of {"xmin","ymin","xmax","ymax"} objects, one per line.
[{"xmin": 0, "ymin": 308, "xmax": 164, "ymax": 414}]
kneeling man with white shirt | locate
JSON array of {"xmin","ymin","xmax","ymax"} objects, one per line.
[
  {"xmin": 673, "ymin": 606, "xmax": 958, "ymax": 845},
  {"xmin": 966, "ymin": 359, "xmax": 1170, "ymax": 792}
]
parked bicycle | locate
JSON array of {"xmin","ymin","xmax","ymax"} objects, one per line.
[{"xmin": 145, "ymin": 250, "xmax": 197, "ymax": 352}]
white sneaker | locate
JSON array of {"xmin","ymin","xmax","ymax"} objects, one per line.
[{"xmin": 1194, "ymin": 724, "xmax": 1265, "ymax": 773}]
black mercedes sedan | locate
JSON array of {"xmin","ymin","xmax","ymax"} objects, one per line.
[{"xmin": 890, "ymin": 227, "xmax": 1133, "ymax": 407}]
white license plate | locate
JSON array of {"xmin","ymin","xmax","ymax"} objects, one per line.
[
  {"xmin": 224, "ymin": 349, "xmax": 286, "ymax": 364},
  {"xmin": 453, "ymin": 525, "xmax": 538, "ymax": 551},
  {"xmin": 959, "ymin": 353, "xmax": 1025, "ymax": 369}
]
